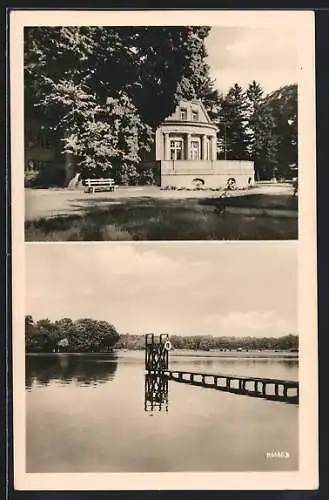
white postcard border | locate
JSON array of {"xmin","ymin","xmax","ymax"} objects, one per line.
[{"xmin": 10, "ymin": 9, "xmax": 318, "ymax": 491}]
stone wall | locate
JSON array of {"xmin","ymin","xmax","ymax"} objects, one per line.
[{"xmin": 161, "ymin": 160, "xmax": 255, "ymax": 189}]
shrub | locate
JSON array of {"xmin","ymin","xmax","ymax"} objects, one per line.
[
  {"xmin": 138, "ymin": 166, "xmax": 155, "ymax": 185},
  {"xmin": 114, "ymin": 163, "xmax": 139, "ymax": 185},
  {"xmin": 24, "ymin": 170, "xmax": 39, "ymax": 187},
  {"xmin": 24, "ymin": 165, "xmax": 66, "ymax": 188}
]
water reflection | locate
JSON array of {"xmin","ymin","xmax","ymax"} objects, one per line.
[
  {"xmin": 171, "ymin": 357, "xmax": 298, "ymax": 367},
  {"xmin": 26, "ymin": 353, "xmax": 298, "ymax": 472},
  {"xmin": 144, "ymin": 373, "xmax": 169, "ymax": 412},
  {"xmin": 170, "ymin": 357, "xmax": 298, "ymax": 377},
  {"xmin": 25, "ymin": 354, "xmax": 118, "ymax": 389}
]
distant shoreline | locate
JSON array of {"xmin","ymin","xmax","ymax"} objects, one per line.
[
  {"xmin": 26, "ymin": 349, "xmax": 298, "ymax": 359},
  {"xmin": 170, "ymin": 349, "xmax": 298, "ymax": 359}
]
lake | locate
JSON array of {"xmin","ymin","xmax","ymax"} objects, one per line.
[{"xmin": 26, "ymin": 351, "xmax": 298, "ymax": 473}]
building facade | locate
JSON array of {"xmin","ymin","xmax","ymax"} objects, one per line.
[
  {"xmin": 156, "ymin": 99, "xmax": 255, "ymax": 189},
  {"xmin": 25, "ymin": 99, "xmax": 255, "ymax": 189},
  {"xmin": 155, "ymin": 99, "xmax": 217, "ymax": 162}
]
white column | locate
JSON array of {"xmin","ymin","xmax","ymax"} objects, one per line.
[
  {"xmin": 163, "ymin": 133, "xmax": 170, "ymax": 160},
  {"xmin": 211, "ymin": 135, "xmax": 217, "ymax": 161},
  {"xmin": 202, "ymin": 135, "xmax": 208, "ymax": 160},
  {"xmin": 186, "ymin": 133, "xmax": 191, "ymax": 160}
]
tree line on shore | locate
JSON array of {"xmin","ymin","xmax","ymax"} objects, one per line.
[
  {"xmin": 25, "ymin": 316, "xmax": 119, "ymax": 353},
  {"xmin": 25, "ymin": 26, "xmax": 297, "ymax": 187},
  {"xmin": 25, "ymin": 316, "xmax": 298, "ymax": 353},
  {"xmin": 116, "ymin": 333, "xmax": 298, "ymax": 352}
]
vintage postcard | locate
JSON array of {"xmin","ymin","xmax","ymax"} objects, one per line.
[{"xmin": 10, "ymin": 9, "xmax": 317, "ymax": 491}]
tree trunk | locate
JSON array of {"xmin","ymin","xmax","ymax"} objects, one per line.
[{"xmin": 64, "ymin": 150, "xmax": 75, "ymax": 187}]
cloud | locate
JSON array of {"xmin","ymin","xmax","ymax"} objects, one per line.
[
  {"xmin": 210, "ymin": 68, "xmax": 298, "ymax": 95},
  {"xmin": 206, "ymin": 26, "xmax": 298, "ymax": 93},
  {"xmin": 208, "ymin": 311, "xmax": 294, "ymax": 337},
  {"xmin": 26, "ymin": 243, "xmax": 297, "ymax": 337},
  {"xmin": 225, "ymin": 38, "xmax": 254, "ymax": 58}
]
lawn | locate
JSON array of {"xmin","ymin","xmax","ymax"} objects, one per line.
[{"xmin": 25, "ymin": 189, "xmax": 298, "ymax": 241}]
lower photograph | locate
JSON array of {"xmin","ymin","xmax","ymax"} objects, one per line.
[{"xmin": 22, "ymin": 241, "xmax": 299, "ymax": 478}]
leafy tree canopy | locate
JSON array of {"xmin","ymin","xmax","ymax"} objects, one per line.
[
  {"xmin": 114, "ymin": 332, "xmax": 298, "ymax": 352},
  {"xmin": 25, "ymin": 26, "xmax": 216, "ymax": 179},
  {"xmin": 216, "ymin": 81, "xmax": 297, "ymax": 179},
  {"xmin": 25, "ymin": 315, "xmax": 119, "ymax": 353}
]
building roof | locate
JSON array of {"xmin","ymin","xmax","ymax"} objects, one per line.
[{"xmin": 163, "ymin": 99, "xmax": 214, "ymax": 126}]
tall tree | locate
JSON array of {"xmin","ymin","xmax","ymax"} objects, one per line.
[
  {"xmin": 175, "ymin": 27, "xmax": 220, "ymax": 118},
  {"xmin": 213, "ymin": 81, "xmax": 298, "ymax": 179},
  {"xmin": 25, "ymin": 26, "xmax": 215, "ymax": 184},
  {"xmin": 263, "ymin": 84, "xmax": 298, "ymax": 179},
  {"xmin": 217, "ymin": 84, "xmax": 249, "ymax": 160},
  {"xmin": 245, "ymin": 80, "xmax": 279, "ymax": 179},
  {"xmin": 245, "ymin": 80, "xmax": 264, "ymax": 161}
]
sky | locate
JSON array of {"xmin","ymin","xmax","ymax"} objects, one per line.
[
  {"xmin": 26, "ymin": 242, "xmax": 297, "ymax": 338},
  {"xmin": 206, "ymin": 27, "xmax": 298, "ymax": 94}
]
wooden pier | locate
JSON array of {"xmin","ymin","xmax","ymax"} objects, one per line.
[
  {"xmin": 144, "ymin": 334, "xmax": 299, "ymax": 405},
  {"xmin": 162, "ymin": 369, "xmax": 299, "ymax": 404}
]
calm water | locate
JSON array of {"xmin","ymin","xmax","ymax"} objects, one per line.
[{"xmin": 26, "ymin": 352, "xmax": 298, "ymax": 472}]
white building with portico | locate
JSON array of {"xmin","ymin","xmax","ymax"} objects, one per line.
[
  {"xmin": 155, "ymin": 99, "xmax": 254, "ymax": 189},
  {"xmin": 155, "ymin": 99, "xmax": 217, "ymax": 162}
]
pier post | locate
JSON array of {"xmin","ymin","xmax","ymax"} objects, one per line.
[
  {"xmin": 239, "ymin": 379, "xmax": 245, "ymax": 392},
  {"xmin": 283, "ymin": 385, "xmax": 288, "ymax": 399}
]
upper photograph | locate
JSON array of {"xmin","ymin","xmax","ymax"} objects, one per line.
[{"xmin": 24, "ymin": 24, "xmax": 299, "ymax": 241}]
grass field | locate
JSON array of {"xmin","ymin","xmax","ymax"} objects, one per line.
[{"xmin": 25, "ymin": 187, "xmax": 298, "ymax": 241}]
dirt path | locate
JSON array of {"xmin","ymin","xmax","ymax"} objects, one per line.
[{"xmin": 25, "ymin": 184, "xmax": 294, "ymax": 222}]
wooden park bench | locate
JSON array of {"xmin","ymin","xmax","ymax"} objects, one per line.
[{"xmin": 85, "ymin": 178, "xmax": 118, "ymax": 193}]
